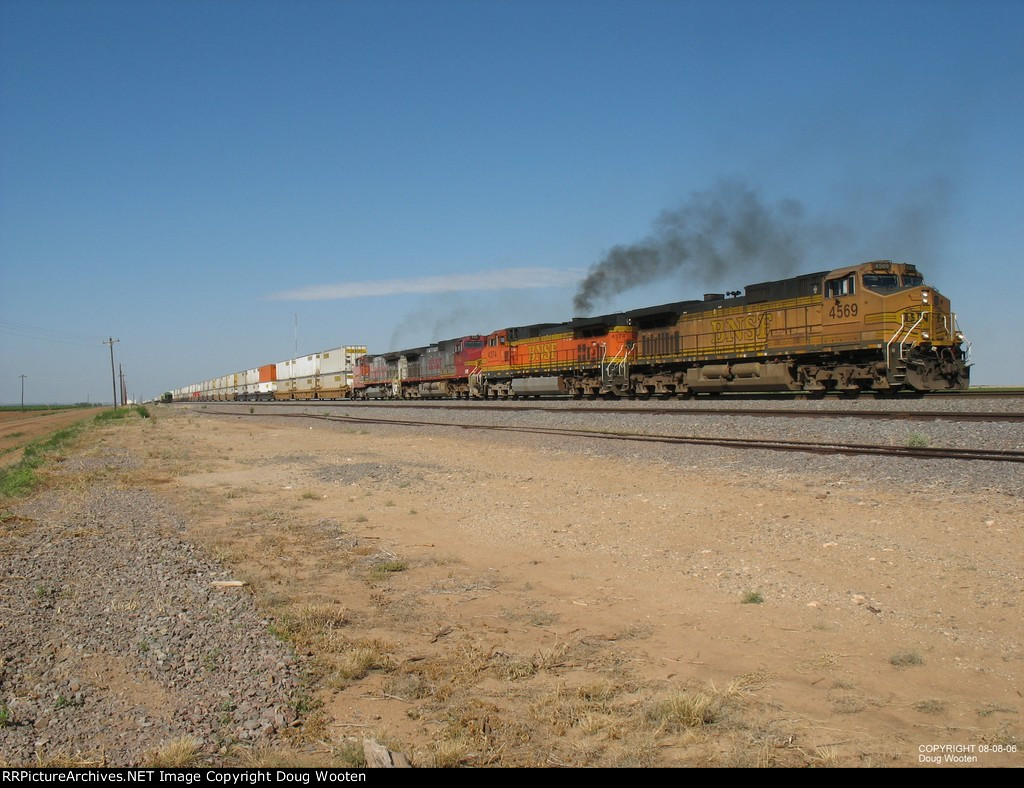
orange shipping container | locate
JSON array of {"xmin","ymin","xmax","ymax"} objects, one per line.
[{"xmin": 258, "ymin": 364, "xmax": 277, "ymax": 382}]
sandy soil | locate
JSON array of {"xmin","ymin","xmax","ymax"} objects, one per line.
[{"xmin": 14, "ymin": 405, "xmax": 1022, "ymax": 767}]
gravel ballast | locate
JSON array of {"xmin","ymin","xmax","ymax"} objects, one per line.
[
  {"xmin": 197, "ymin": 399, "xmax": 1024, "ymax": 498},
  {"xmin": 0, "ymin": 449, "xmax": 303, "ymax": 766}
]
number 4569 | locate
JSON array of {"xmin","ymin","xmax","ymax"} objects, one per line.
[{"xmin": 829, "ymin": 303, "xmax": 858, "ymax": 319}]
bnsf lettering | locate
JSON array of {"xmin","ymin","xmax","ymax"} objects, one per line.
[
  {"xmin": 527, "ymin": 342, "xmax": 559, "ymax": 364},
  {"xmin": 710, "ymin": 314, "xmax": 770, "ymax": 345}
]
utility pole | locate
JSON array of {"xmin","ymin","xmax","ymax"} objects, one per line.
[
  {"xmin": 19, "ymin": 374, "xmax": 27, "ymax": 411},
  {"xmin": 104, "ymin": 337, "xmax": 119, "ymax": 408},
  {"xmin": 119, "ymin": 365, "xmax": 127, "ymax": 406}
]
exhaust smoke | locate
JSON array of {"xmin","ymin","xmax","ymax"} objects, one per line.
[{"xmin": 572, "ymin": 180, "xmax": 851, "ymax": 314}]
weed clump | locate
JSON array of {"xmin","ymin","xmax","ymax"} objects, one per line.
[
  {"xmin": 741, "ymin": 590, "xmax": 764, "ymax": 604},
  {"xmin": 646, "ymin": 690, "xmax": 720, "ymax": 731},
  {"xmin": 889, "ymin": 651, "xmax": 924, "ymax": 668},
  {"xmin": 369, "ymin": 560, "xmax": 408, "ymax": 580},
  {"xmin": 147, "ymin": 735, "xmax": 204, "ymax": 767},
  {"xmin": 906, "ymin": 431, "xmax": 929, "ymax": 449}
]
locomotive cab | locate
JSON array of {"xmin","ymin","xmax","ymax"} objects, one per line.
[{"xmin": 820, "ymin": 260, "xmax": 969, "ymax": 391}]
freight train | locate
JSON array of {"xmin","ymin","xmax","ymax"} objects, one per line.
[{"xmin": 167, "ymin": 260, "xmax": 970, "ymax": 402}]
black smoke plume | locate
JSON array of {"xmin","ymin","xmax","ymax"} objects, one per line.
[{"xmin": 572, "ymin": 180, "xmax": 851, "ymax": 314}]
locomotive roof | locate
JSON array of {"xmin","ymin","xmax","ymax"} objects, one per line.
[
  {"xmin": 495, "ymin": 311, "xmax": 632, "ymax": 340},
  {"xmin": 373, "ymin": 334, "xmax": 486, "ymax": 360},
  {"xmin": 627, "ymin": 269, "xmax": 831, "ymax": 325}
]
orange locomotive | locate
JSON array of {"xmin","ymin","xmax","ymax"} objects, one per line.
[{"xmin": 475, "ymin": 314, "xmax": 635, "ymax": 398}]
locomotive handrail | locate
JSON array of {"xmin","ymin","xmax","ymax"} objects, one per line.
[
  {"xmin": 953, "ymin": 312, "xmax": 972, "ymax": 363},
  {"xmin": 601, "ymin": 342, "xmax": 631, "ymax": 383},
  {"xmin": 886, "ymin": 312, "xmax": 924, "ymax": 369}
]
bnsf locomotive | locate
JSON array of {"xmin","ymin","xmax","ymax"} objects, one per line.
[{"xmin": 169, "ymin": 260, "xmax": 969, "ymax": 402}]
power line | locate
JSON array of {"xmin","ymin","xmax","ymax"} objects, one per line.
[{"xmin": 0, "ymin": 319, "xmax": 109, "ymax": 347}]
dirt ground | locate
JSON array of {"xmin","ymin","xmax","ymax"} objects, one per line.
[
  {"xmin": 29, "ymin": 406, "xmax": 1024, "ymax": 767},
  {"xmin": 0, "ymin": 408, "xmax": 106, "ymax": 467}
]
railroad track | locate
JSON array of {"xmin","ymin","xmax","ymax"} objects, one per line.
[
  {"xmin": 215, "ymin": 400, "xmax": 1024, "ymax": 424},
  {"xmin": 194, "ymin": 407, "xmax": 1024, "ymax": 464}
]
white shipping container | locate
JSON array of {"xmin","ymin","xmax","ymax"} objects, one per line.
[
  {"xmin": 320, "ymin": 347, "xmax": 346, "ymax": 375},
  {"xmin": 292, "ymin": 353, "xmax": 321, "ymax": 378},
  {"xmin": 321, "ymin": 345, "xmax": 367, "ymax": 374}
]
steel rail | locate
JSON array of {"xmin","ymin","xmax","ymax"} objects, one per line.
[
  {"xmin": 220, "ymin": 399, "xmax": 1024, "ymax": 424},
  {"xmin": 193, "ymin": 407, "xmax": 1024, "ymax": 464}
]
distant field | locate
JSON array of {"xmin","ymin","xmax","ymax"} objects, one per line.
[
  {"xmin": 0, "ymin": 406, "xmax": 107, "ymax": 467},
  {"xmin": 0, "ymin": 403, "xmax": 102, "ymax": 412}
]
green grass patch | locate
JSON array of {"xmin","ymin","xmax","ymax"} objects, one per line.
[
  {"xmin": 906, "ymin": 431, "xmax": 929, "ymax": 449},
  {"xmin": 369, "ymin": 560, "xmax": 408, "ymax": 580},
  {"xmin": 0, "ymin": 406, "xmax": 149, "ymax": 500}
]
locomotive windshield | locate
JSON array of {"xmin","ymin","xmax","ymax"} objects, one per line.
[
  {"xmin": 863, "ymin": 273, "xmax": 899, "ymax": 291},
  {"xmin": 863, "ymin": 272, "xmax": 925, "ymax": 292}
]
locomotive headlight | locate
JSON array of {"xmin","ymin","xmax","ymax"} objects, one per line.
[
  {"xmin": 955, "ymin": 331, "xmax": 964, "ymax": 342},
  {"xmin": 922, "ymin": 331, "xmax": 930, "ymax": 340},
  {"xmin": 921, "ymin": 289, "xmax": 930, "ymax": 303}
]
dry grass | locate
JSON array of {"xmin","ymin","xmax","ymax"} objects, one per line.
[
  {"xmin": 724, "ymin": 669, "xmax": 774, "ymax": 697},
  {"xmin": 889, "ymin": 650, "xmax": 924, "ymax": 668},
  {"xmin": 913, "ymin": 699, "xmax": 948, "ymax": 715},
  {"xmin": 236, "ymin": 744, "xmax": 318, "ymax": 768},
  {"xmin": 797, "ymin": 651, "xmax": 843, "ymax": 673},
  {"xmin": 34, "ymin": 751, "xmax": 106, "ymax": 768},
  {"xmin": 646, "ymin": 690, "xmax": 720, "ymax": 731},
  {"xmin": 327, "ymin": 641, "xmax": 393, "ymax": 685},
  {"xmin": 428, "ymin": 737, "xmax": 473, "ymax": 768},
  {"xmin": 368, "ymin": 559, "xmax": 408, "ymax": 580},
  {"xmin": 829, "ymin": 690, "xmax": 873, "ymax": 715},
  {"xmin": 146, "ymin": 735, "xmax": 204, "ymax": 767},
  {"xmin": 812, "ymin": 745, "xmax": 842, "ymax": 767}
]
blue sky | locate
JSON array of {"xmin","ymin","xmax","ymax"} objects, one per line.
[{"xmin": 1, "ymin": 0, "xmax": 1021, "ymax": 402}]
